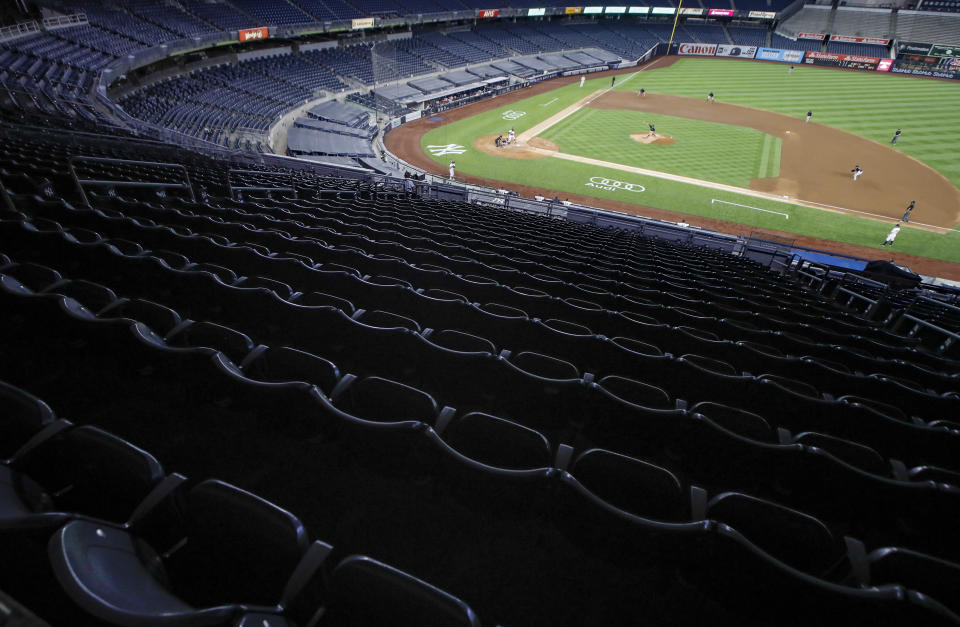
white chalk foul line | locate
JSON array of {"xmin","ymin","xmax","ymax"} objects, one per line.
[
  {"xmin": 517, "ymin": 72, "xmax": 640, "ymax": 143},
  {"xmin": 712, "ymin": 198, "xmax": 789, "ymax": 219},
  {"xmin": 540, "ymin": 97, "xmax": 558, "ymax": 107}
]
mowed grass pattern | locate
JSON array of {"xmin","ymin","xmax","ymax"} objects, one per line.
[
  {"xmin": 540, "ymin": 108, "xmax": 780, "ymax": 187},
  {"xmin": 419, "ymin": 66, "xmax": 960, "ymax": 263},
  {"xmin": 627, "ymin": 57, "xmax": 960, "ymax": 186}
]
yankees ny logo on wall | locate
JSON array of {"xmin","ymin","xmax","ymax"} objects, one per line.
[
  {"xmin": 426, "ymin": 144, "xmax": 466, "ymax": 155},
  {"xmin": 585, "ymin": 176, "xmax": 645, "ymax": 193},
  {"xmin": 501, "ymin": 110, "xmax": 526, "ymax": 120}
]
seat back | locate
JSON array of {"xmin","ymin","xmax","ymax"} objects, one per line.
[
  {"xmin": 339, "ymin": 376, "xmax": 439, "ymax": 424},
  {"xmin": 167, "ymin": 479, "xmax": 309, "ymax": 607},
  {"xmin": 444, "ymin": 412, "xmax": 551, "ymax": 470},
  {"xmin": 0, "ymin": 380, "xmax": 55, "ymax": 459},
  {"xmin": 571, "ymin": 448, "xmax": 684, "ymax": 521},
  {"xmin": 794, "ymin": 432, "xmax": 887, "ymax": 475},
  {"xmin": 244, "ymin": 346, "xmax": 339, "ymax": 392},
  {"xmin": 166, "ymin": 321, "xmax": 255, "ymax": 365},
  {"xmin": 429, "ymin": 329, "xmax": 496, "ymax": 355},
  {"xmin": 17, "ymin": 425, "xmax": 165, "ymax": 523},
  {"xmin": 707, "ymin": 492, "xmax": 836, "ymax": 575},
  {"xmin": 510, "ymin": 351, "xmax": 579, "ymax": 380},
  {"xmin": 868, "ymin": 547, "xmax": 960, "ymax": 613},
  {"xmin": 598, "ymin": 376, "xmax": 672, "ymax": 409},
  {"xmin": 326, "ymin": 555, "xmax": 480, "ymax": 627},
  {"xmin": 98, "ymin": 298, "xmax": 183, "ymax": 336},
  {"xmin": 689, "ymin": 402, "xmax": 773, "ymax": 442}
]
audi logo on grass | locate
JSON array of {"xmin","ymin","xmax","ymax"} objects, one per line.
[{"xmin": 585, "ymin": 176, "xmax": 645, "ymax": 192}]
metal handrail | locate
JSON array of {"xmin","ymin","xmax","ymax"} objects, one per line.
[{"xmin": 68, "ymin": 156, "xmax": 195, "ymax": 207}]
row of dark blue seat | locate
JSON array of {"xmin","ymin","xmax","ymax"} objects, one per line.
[
  {"xmin": 4, "ymin": 220, "xmax": 960, "ymax": 573},
  {"xmin": 1, "ymin": 253, "xmax": 959, "ymax": 626},
  {"xmin": 0, "ymin": 380, "xmax": 482, "ymax": 627},
  {"xmin": 4, "ymin": 211, "xmax": 959, "ymax": 486}
]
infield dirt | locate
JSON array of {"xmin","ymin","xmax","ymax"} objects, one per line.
[{"xmin": 385, "ymin": 58, "xmax": 960, "ymax": 280}]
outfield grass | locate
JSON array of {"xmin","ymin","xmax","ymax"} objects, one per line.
[
  {"xmin": 419, "ymin": 61, "xmax": 960, "ymax": 264},
  {"xmin": 540, "ymin": 108, "xmax": 780, "ymax": 187},
  {"xmin": 626, "ymin": 57, "xmax": 960, "ymax": 187}
]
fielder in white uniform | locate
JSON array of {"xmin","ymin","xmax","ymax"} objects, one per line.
[
  {"xmin": 851, "ymin": 165, "xmax": 863, "ymax": 181},
  {"xmin": 449, "ymin": 160, "xmax": 455, "ymax": 180},
  {"xmin": 579, "ymin": 75, "xmax": 585, "ymax": 87},
  {"xmin": 882, "ymin": 223, "xmax": 901, "ymax": 247}
]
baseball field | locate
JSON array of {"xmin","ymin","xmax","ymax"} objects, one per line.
[{"xmin": 385, "ymin": 56, "xmax": 960, "ymax": 276}]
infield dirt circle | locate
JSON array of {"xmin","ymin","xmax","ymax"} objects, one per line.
[
  {"xmin": 473, "ymin": 135, "xmax": 558, "ymax": 158},
  {"xmin": 630, "ymin": 133, "xmax": 676, "ymax": 146},
  {"xmin": 385, "ymin": 57, "xmax": 960, "ymax": 279}
]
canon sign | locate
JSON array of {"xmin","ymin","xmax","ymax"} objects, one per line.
[{"xmin": 679, "ymin": 43, "xmax": 718, "ymax": 56}]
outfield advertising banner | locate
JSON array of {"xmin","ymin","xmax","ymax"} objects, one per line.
[
  {"xmin": 804, "ymin": 51, "xmax": 880, "ymax": 70},
  {"xmin": 755, "ymin": 48, "xmax": 805, "ymax": 63},
  {"xmin": 832, "ymin": 35, "xmax": 889, "ymax": 45},
  {"xmin": 890, "ymin": 55, "xmax": 960, "ymax": 79},
  {"xmin": 715, "ymin": 45, "xmax": 757, "ymax": 59},
  {"xmin": 478, "ymin": 9, "xmax": 499, "ymax": 17},
  {"xmin": 889, "ymin": 64, "xmax": 960, "ymax": 79},
  {"xmin": 748, "ymin": 10, "xmax": 776, "ymax": 18},
  {"xmin": 798, "ymin": 32, "xmax": 825, "ymax": 40},
  {"xmin": 898, "ymin": 41, "xmax": 933, "ymax": 55},
  {"xmin": 679, "ymin": 43, "xmax": 718, "ymax": 56},
  {"xmin": 564, "ymin": 6, "xmax": 583, "ymax": 13},
  {"xmin": 350, "ymin": 18, "xmax": 374, "ymax": 29},
  {"xmin": 707, "ymin": 8, "xmax": 734, "ymax": 15},
  {"xmin": 238, "ymin": 27, "xmax": 268, "ymax": 42},
  {"xmin": 877, "ymin": 58, "xmax": 893, "ymax": 72},
  {"xmin": 929, "ymin": 44, "xmax": 960, "ymax": 57},
  {"xmin": 681, "ymin": 7, "xmax": 704, "ymax": 14}
]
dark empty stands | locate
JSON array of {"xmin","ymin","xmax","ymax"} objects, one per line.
[{"xmin": 2, "ymin": 121, "xmax": 960, "ymax": 627}]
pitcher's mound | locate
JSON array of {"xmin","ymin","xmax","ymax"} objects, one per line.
[
  {"xmin": 474, "ymin": 134, "xmax": 558, "ymax": 159},
  {"xmin": 631, "ymin": 133, "xmax": 676, "ymax": 145}
]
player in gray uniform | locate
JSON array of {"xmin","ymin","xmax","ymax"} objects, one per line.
[{"xmin": 902, "ymin": 200, "xmax": 915, "ymax": 222}]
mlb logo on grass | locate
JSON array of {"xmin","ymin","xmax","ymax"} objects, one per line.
[{"xmin": 502, "ymin": 110, "xmax": 526, "ymax": 120}]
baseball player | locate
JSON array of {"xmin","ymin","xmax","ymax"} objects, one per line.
[
  {"xmin": 708, "ymin": 92, "xmax": 715, "ymax": 103},
  {"xmin": 645, "ymin": 123, "xmax": 656, "ymax": 138},
  {"xmin": 891, "ymin": 128, "xmax": 902, "ymax": 145},
  {"xmin": 449, "ymin": 160, "xmax": 455, "ymax": 180},
  {"xmin": 851, "ymin": 165, "xmax": 863, "ymax": 181},
  {"xmin": 611, "ymin": 76, "xmax": 616, "ymax": 87},
  {"xmin": 902, "ymin": 200, "xmax": 915, "ymax": 222},
  {"xmin": 789, "ymin": 65, "xmax": 795, "ymax": 73},
  {"xmin": 805, "ymin": 110, "xmax": 812, "ymax": 123},
  {"xmin": 638, "ymin": 88, "xmax": 646, "ymax": 97},
  {"xmin": 881, "ymin": 223, "xmax": 901, "ymax": 247},
  {"xmin": 579, "ymin": 75, "xmax": 585, "ymax": 88},
  {"xmin": 508, "ymin": 128, "xmax": 515, "ymax": 144}
]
